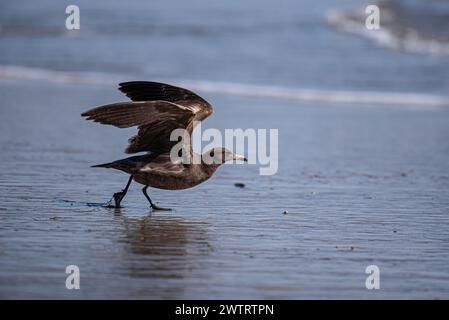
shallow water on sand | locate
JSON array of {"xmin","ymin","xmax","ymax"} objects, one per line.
[{"xmin": 1, "ymin": 81, "xmax": 449, "ymax": 299}]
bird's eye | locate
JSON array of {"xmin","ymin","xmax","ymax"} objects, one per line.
[{"xmin": 210, "ymin": 151, "xmax": 215, "ymax": 157}]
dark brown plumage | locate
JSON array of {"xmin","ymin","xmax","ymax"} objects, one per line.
[{"xmin": 81, "ymin": 81, "xmax": 246, "ymax": 210}]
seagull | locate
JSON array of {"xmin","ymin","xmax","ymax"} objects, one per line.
[{"xmin": 81, "ymin": 81, "xmax": 247, "ymax": 210}]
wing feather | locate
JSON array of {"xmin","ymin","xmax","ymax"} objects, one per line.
[
  {"xmin": 82, "ymin": 81, "xmax": 214, "ymax": 154},
  {"xmin": 81, "ymin": 101, "xmax": 194, "ymax": 153},
  {"xmin": 118, "ymin": 81, "xmax": 213, "ymax": 122}
]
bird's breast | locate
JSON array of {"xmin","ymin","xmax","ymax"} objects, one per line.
[{"xmin": 132, "ymin": 165, "xmax": 213, "ymax": 190}]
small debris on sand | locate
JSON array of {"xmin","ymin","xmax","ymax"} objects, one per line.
[
  {"xmin": 49, "ymin": 216, "xmax": 61, "ymax": 220},
  {"xmin": 234, "ymin": 183, "xmax": 245, "ymax": 188},
  {"xmin": 282, "ymin": 210, "xmax": 288, "ymax": 215}
]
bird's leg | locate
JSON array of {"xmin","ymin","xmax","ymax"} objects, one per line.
[
  {"xmin": 112, "ymin": 175, "xmax": 133, "ymax": 208},
  {"xmin": 142, "ymin": 186, "xmax": 172, "ymax": 211}
]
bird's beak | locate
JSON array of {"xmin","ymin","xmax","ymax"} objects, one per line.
[{"xmin": 234, "ymin": 154, "xmax": 247, "ymax": 162}]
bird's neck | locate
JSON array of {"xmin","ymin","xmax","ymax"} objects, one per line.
[
  {"xmin": 190, "ymin": 152, "xmax": 221, "ymax": 177},
  {"xmin": 200, "ymin": 162, "xmax": 221, "ymax": 176}
]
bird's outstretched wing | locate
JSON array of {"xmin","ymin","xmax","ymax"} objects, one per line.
[
  {"xmin": 118, "ymin": 81, "xmax": 213, "ymax": 123},
  {"xmin": 82, "ymin": 81, "xmax": 214, "ymax": 154},
  {"xmin": 81, "ymin": 101, "xmax": 194, "ymax": 154}
]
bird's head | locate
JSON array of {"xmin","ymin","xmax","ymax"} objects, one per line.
[{"xmin": 202, "ymin": 147, "xmax": 247, "ymax": 165}]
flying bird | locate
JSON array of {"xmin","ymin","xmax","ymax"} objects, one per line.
[{"xmin": 81, "ymin": 81, "xmax": 247, "ymax": 210}]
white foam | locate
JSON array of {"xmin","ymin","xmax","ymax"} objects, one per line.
[
  {"xmin": 0, "ymin": 65, "xmax": 120, "ymax": 86},
  {"xmin": 327, "ymin": 10, "xmax": 449, "ymax": 56},
  {"xmin": 175, "ymin": 79, "xmax": 449, "ymax": 108},
  {"xmin": 1, "ymin": 64, "xmax": 448, "ymax": 108}
]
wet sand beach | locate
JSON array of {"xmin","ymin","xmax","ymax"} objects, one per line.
[{"xmin": 1, "ymin": 80, "xmax": 449, "ymax": 299}]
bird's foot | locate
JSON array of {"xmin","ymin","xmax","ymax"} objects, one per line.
[
  {"xmin": 112, "ymin": 191, "xmax": 125, "ymax": 208},
  {"xmin": 150, "ymin": 203, "xmax": 172, "ymax": 211}
]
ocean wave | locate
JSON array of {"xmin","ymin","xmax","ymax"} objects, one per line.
[
  {"xmin": 1, "ymin": 65, "xmax": 448, "ymax": 108},
  {"xmin": 327, "ymin": 0, "xmax": 449, "ymax": 56},
  {"xmin": 0, "ymin": 65, "xmax": 120, "ymax": 85}
]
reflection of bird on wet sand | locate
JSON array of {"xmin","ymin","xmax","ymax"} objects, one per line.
[
  {"xmin": 82, "ymin": 81, "xmax": 247, "ymax": 210},
  {"xmin": 123, "ymin": 215, "xmax": 210, "ymax": 256},
  {"xmin": 121, "ymin": 214, "xmax": 211, "ymax": 293}
]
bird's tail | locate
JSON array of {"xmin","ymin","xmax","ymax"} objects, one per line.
[
  {"xmin": 90, "ymin": 159, "xmax": 135, "ymax": 174},
  {"xmin": 91, "ymin": 161, "xmax": 115, "ymax": 168}
]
